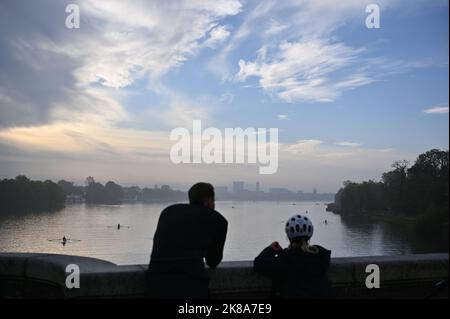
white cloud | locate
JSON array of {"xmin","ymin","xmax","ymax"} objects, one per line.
[
  {"xmin": 208, "ymin": 0, "xmax": 277, "ymax": 80},
  {"xmin": 285, "ymin": 139, "xmax": 324, "ymax": 154},
  {"xmin": 0, "ymin": 122, "xmax": 171, "ymax": 160},
  {"xmin": 151, "ymin": 101, "xmax": 210, "ymax": 128},
  {"xmin": 283, "ymin": 139, "xmax": 394, "ymax": 161},
  {"xmin": 335, "ymin": 141, "xmax": 361, "ymax": 147},
  {"xmin": 204, "ymin": 25, "xmax": 231, "ymax": 48},
  {"xmin": 277, "ymin": 114, "xmax": 289, "ymax": 120},
  {"xmin": 423, "ymin": 106, "xmax": 449, "ymax": 114},
  {"xmin": 53, "ymin": 0, "xmax": 242, "ymax": 88},
  {"xmin": 218, "ymin": 92, "xmax": 234, "ymax": 104},
  {"xmin": 264, "ymin": 19, "xmax": 289, "ymax": 37},
  {"xmin": 50, "ymin": 87, "xmax": 130, "ymax": 125},
  {"xmin": 237, "ymin": 40, "xmax": 372, "ymax": 102},
  {"xmin": 206, "ymin": 0, "xmax": 406, "ymax": 102}
]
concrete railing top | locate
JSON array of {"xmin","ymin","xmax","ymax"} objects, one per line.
[{"xmin": 0, "ymin": 252, "xmax": 448, "ymax": 298}]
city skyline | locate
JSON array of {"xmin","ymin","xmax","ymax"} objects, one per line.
[{"xmin": 61, "ymin": 176, "xmax": 331, "ymax": 195}]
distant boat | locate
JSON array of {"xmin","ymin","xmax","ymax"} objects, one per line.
[{"xmin": 48, "ymin": 238, "xmax": 81, "ymax": 244}]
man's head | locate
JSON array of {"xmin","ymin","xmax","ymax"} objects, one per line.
[{"xmin": 188, "ymin": 182, "xmax": 215, "ymax": 210}]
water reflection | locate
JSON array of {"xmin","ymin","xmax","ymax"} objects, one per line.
[{"xmin": 0, "ymin": 201, "xmax": 444, "ymax": 265}]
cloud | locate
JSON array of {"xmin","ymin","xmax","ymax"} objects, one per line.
[
  {"xmin": 204, "ymin": 25, "xmax": 231, "ymax": 48},
  {"xmin": 208, "ymin": 0, "xmax": 277, "ymax": 80},
  {"xmin": 264, "ymin": 138, "xmax": 405, "ymax": 191},
  {"xmin": 69, "ymin": 0, "xmax": 242, "ymax": 88},
  {"xmin": 264, "ymin": 19, "xmax": 289, "ymax": 37},
  {"xmin": 277, "ymin": 114, "xmax": 289, "ymax": 120},
  {"xmin": 0, "ymin": 124, "xmax": 405, "ymax": 192},
  {"xmin": 335, "ymin": 141, "xmax": 361, "ymax": 147},
  {"xmin": 218, "ymin": 92, "xmax": 234, "ymax": 104},
  {"xmin": 283, "ymin": 139, "xmax": 393, "ymax": 161},
  {"xmin": 207, "ymin": 0, "xmax": 414, "ymax": 103},
  {"xmin": 70, "ymin": 3, "xmax": 235, "ymax": 87},
  {"xmin": 0, "ymin": 0, "xmax": 242, "ymax": 128},
  {"xmin": 0, "ymin": 122, "xmax": 172, "ymax": 163},
  {"xmin": 423, "ymin": 106, "xmax": 449, "ymax": 114},
  {"xmin": 236, "ymin": 40, "xmax": 373, "ymax": 102},
  {"xmin": 147, "ymin": 100, "xmax": 210, "ymax": 128},
  {"xmin": 0, "ymin": 0, "xmax": 244, "ymax": 185},
  {"xmin": 285, "ymin": 139, "xmax": 324, "ymax": 154}
]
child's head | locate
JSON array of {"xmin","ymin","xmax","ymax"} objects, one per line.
[{"xmin": 285, "ymin": 214, "xmax": 314, "ymax": 244}]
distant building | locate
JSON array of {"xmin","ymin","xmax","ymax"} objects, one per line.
[
  {"xmin": 233, "ymin": 181, "xmax": 245, "ymax": 193},
  {"xmin": 269, "ymin": 188, "xmax": 293, "ymax": 196},
  {"xmin": 215, "ymin": 186, "xmax": 228, "ymax": 195},
  {"xmin": 65, "ymin": 194, "xmax": 84, "ymax": 204},
  {"xmin": 256, "ymin": 182, "xmax": 260, "ymax": 193},
  {"xmin": 122, "ymin": 186, "xmax": 141, "ymax": 202}
]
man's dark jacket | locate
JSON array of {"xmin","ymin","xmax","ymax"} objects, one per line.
[{"xmin": 146, "ymin": 203, "xmax": 228, "ymax": 298}]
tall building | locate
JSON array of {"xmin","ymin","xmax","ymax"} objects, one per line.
[
  {"xmin": 233, "ymin": 181, "xmax": 245, "ymax": 193},
  {"xmin": 256, "ymin": 182, "xmax": 260, "ymax": 193},
  {"xmin": 215, "ymin": 186, "xmax": 228, "ymax": 195}
]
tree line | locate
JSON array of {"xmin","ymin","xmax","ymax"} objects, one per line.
[
  {"xmin": 0, "ymin": 175, "xmax": 65, "ymax": 214},
  {"xmin": 329, "ymin": 149, "xmax": 449, "ymax": 246},
  {"xmin": 59, "ymin": 176, "xmax": 186, "ymax": 205},
  {"xmin": 0, "ymin": 175, "xmax": 188, "ymax": 214}
]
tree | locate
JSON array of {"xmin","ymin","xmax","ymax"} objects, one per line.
[
  {"xmin": 85, "ymin": 176, "xmax": 95, "ymax": 186},
  {"xmin": 406, "ymin": 149, "xmax": 449, "ymax": 215},
  {"xmin": 85, "ymin": 181, "xmax": 105, "ymax": 204},
  {"xmin": 104, "ymin": 181, "xmax": 123, "ymax": 204},
  {"xmin": 85, "ymin": 177, "xmax": 124, "ymax": 204},
  {"xmin": 0, "ymin": 176, "xmax": 65, "ymax": 215},
  {"xmin": 382, "ymin": 160, "xmax": 409, "ymax": 214}
]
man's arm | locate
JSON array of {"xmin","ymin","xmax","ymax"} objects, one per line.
[{"xmin": 205, "ymin": 213, "xmax": 228, "ymax": 268}]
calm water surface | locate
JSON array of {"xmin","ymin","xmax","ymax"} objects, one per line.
[{"xmin": 0, "ymin": 201, "xmax": 438, "ymax": 265}]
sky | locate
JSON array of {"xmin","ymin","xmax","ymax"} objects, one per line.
[{"xmin": 0, "ymin": 0, "xmax": 448, "ymax": 193}]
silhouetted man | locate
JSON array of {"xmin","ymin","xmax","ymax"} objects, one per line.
[{"xmin": 146, "ymin": 183, "xmax": 228, "ymax": 299}]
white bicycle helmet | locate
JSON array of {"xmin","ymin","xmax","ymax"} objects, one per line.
[{"xmin": 285, "ymin": 214, "xmax": 314, "ymax": 240}]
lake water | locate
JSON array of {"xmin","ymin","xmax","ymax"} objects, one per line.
[{"xmin": 0, "ymin": 201, "xmax": 441, "ymax": 265}]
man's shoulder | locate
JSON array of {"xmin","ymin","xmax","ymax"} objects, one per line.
[
  {"xmin": 210, "ymin": 209, "xmax": 228, "ymax": 226},
  {"xmin": 163, "ymin": 203, "xmax": 190, "ymax": 211},
  {"xmin": 196, "ymin": 206, "xmax": 228, "ymax": 228},
  {"xmin": 161, "ymin": 204, "xmax": 226, "ymax": 223},
  {"xmin": 159, "ymin": 203, "xmax": 190, "ymax": 218}
]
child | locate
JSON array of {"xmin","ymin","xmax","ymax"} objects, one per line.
[{"xmin": 254, "ymin": 214, "xmax": 333, "ymax": 298}]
